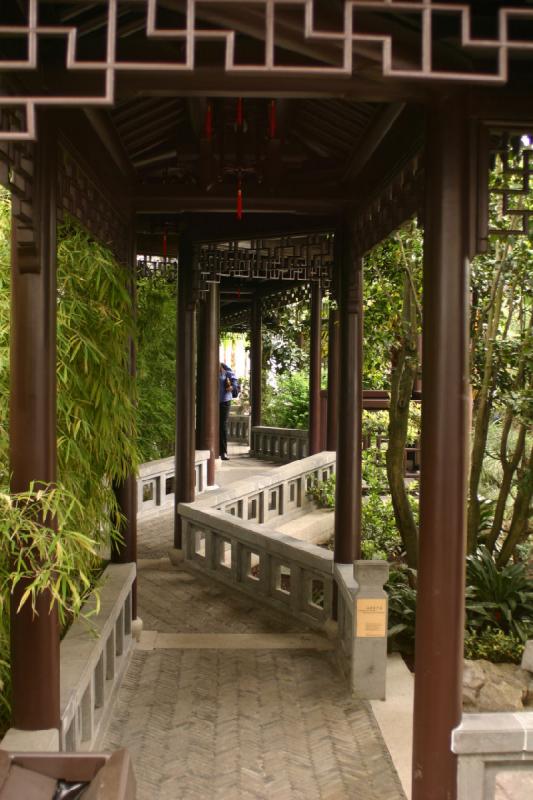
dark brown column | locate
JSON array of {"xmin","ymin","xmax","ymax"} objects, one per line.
[
  {"xmin": 9, "ymin": 116, "xmax": 60, "ymax": 730},
  {"xmin": 333, "ymin": 227, "xmax": 363, "ymax": 564},
  {"xmin": 250, "ymin": 296, "xmax": 262, "ymax": 428},
  {"xmin": 412, "ymin": 97, "xmax": 469, "ymax": 800},
  {"xmin": 197, "ymin": 283, "xmax": 219, "ymax": 485},
  {"xmin": 326, "ymin": 302, "xmax": 339, "ymax": 451},
  {"xmin": 174, "ymin": 235, "xmax": 197, "ymax": 549},
  {"xmin": 112, "ymin": 228, "xmax": 138, "ymax": 617},
  {"xmin": 309, "ymin": 282, "xmax": 322, "ymax": 455}
]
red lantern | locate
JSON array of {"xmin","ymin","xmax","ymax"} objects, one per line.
[{"xmin": 236, "ymin": 97, "xmax": 244, "ymax": 128}]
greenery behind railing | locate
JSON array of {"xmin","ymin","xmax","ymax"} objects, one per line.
[{"xmin": 0, "ymin": 189, "xmax": 138, "ymax": 731}]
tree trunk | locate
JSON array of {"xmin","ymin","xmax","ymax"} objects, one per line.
[
  {"xmin": 497, "ymin": 442, "xmax": 533, "ymax": 567},
  {"xmin": 386, "ymin": 276, "xmax": 419, "ymax": 568},
  {"xmin": 486, "ymin": 414, "xmax": 526, "ymax": 552},
  {"xmin": 467, "ymin": 270, "xmax": 505, "ymax": 552}
]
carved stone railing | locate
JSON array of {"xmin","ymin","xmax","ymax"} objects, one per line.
[
  {"xmin": 228, "ymin": 413, "xmax": 250, "ymax": 445},
  {"xmin": 177, "ymin": 453, "xmax": 388, "ymax": 699},
  {"xmin": 250, "ymin": 426, "xmax": 309, "ymax": 462},
  {"xmin": 453, "ymin": 713, "xmax": 533, "ymax": 799},
  {"xmin": 138, "ymin": 450, "xmax": 210, "ymax": 517},
  {"xmin": 60, "ymin": 563, "xmax": 136, "ymax": 751},
  {"xmin": 335, "ymin": 561, "xmax": 389, "ymax": 700}
]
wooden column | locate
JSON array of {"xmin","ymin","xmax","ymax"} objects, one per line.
[
  {"xmin": 334, "ymin": 226, "xmax": 363, "ymax": 564},
  {"xmin": 326, "ymin": 302, "xmax": 339, "ymax": 451},
  {"xmin": 112, "ymin": 227, "xmax": 138, "ymax": 617},
  {"xmin": 174, "ymin": 235, "xmax": 197, "ymax": 549},
  {"xmin": 197, "ymin": 283, "xmax": 219, "ymax": 485},
  {"xmin": 309, "ymin": 282, "xmax": 322, "ymax": 455},
  {"xmin": 9, "ymin": 116, "xmax": 60, "ymax": 730},
  {"xmin": 250, "ymin": 296, "xmax": 262, "ymax": 428},
  {"xmin": 412, "ymin": 97, "xmax": 469, "ymax": 800}
]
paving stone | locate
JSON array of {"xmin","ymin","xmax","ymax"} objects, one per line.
[{"xmin": 101, "ymin": 452, "xmax": 405, "ymax": 799}]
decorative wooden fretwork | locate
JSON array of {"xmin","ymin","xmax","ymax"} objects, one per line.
[
  {"xmin": 57, "ymin": 143, "xmax": 129, "ymax": 264},
  {"xmin": 0, "ymin": 109, "xmax": 35, "ymax": 239},
  {"xmin": 488, "ymin": 131, "xmax": 533, "ymax": 238},
  {"xmin": 136, "ymin": 256, "xmax": 178, "ymax": 281},
  {"xmin": 220, "ymin": 282, "xmax": 313, "ymax": 332},
  {"xmin": 351, "ymin": 155, "xmax": 423, "ymax": 256},
  {"xmin": 3, "ymin": 1, "xmax": 533, "ymax": 140},
  {"xmin": 197, "ymin": 234, "xmax": 334, "ymax": 293}
]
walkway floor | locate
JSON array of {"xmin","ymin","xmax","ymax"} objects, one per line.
[{"xmin": 102, "ymin": 447, "xmax": 406, "ymax": 800}]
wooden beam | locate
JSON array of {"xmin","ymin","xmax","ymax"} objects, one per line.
[
  {"xmin": 83, "ymin": 108, "xmax": 134, "ymax": 179},
  {"xmin": 116, "ymin": 70, "xmax": 429, "ymax": 103},
  {"xmin": 134, "ymin": 186, "xmax": 344, "ymax": 214},
  {"xmin": 343, "ymin": 102, "xmax": 406, "ymax": 184}
]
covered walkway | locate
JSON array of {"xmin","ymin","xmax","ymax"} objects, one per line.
[{"xmin": 102, "ymin": 448, "xmax": 405, "ymax": 800}]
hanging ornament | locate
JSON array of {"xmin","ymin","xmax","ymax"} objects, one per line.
[
  {"xmin": 204, "ymin": 102, "xmax": 213, "ymax": 140},
  {"xmin": 236, "ymin": 97, "xmax": 244, "ymax": 129},
  {"xmin": 268, "ymin": 99, "xmax": 277, "ymax": 139},
  {"xmin": 236, "ymin": 176, "xmax": 243, "ymax": 220}
]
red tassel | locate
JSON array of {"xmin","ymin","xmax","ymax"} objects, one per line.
[
  {"xmin": 162, "ymin": 226, "xmax": 168, "ymax": 258},
  {"xmin": 237, "ymin": 287, "xmax": 241, "ymax": 299},
  {"xmin": 236, "ymin": 187, "xmax": 243, "ymax": 220},
  {"xmin": 268, "ymin": 99, "xmax": 276, "ymax": 139},
  {"xmin": 204, "ymin": 102, "xmax": 213, "ymax": 140},
  {"xmin": 236, "ymin": 97, "xmax": 244, "ymax": 128}
]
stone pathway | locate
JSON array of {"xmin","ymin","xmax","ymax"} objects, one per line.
[{"xmin": 102, "ymin": 448, "xmax": 406, "ymax": 799}]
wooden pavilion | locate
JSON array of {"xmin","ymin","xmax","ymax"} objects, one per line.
[{"xmin": 1, "ymin": 2, "xmax": 533, "ymax": 798}]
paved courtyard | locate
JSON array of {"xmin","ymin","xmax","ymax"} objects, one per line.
[{"xmin": 102, "ymin": 448, "xmax": 406, "ymax": 799}]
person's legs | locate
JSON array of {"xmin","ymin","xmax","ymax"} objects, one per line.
[{"xmin": 219, "ymin": 401, "xmax": 230, "ymax": 458}]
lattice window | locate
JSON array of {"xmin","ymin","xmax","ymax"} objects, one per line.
[{"xmin": 489, "ymin": 131, "xmax": 533, "ymax": 238}]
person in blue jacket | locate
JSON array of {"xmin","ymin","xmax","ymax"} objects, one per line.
[{"xmin": 219, "ymin": 362, "xmax": 239, "ymax": 461}]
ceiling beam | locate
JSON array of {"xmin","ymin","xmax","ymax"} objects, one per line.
[
  {"xmin": 135, "ymin": 187, "xmax": 343, "ymax": 214},
  {"xmin": 116, "ymin": 69, "xmax": 429, "ymax": 103},
  {"xmin": 83, "ymin": 108, "xmax": 134, "ymax": 179},
  {"xmin": 343, "ymin": 102, "xmax": 406, "ymax": 184}
]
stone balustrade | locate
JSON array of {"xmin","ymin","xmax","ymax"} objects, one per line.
[
  {"xmin": 177, "ymin": 452, "xmax": 388, "ymax": 699},
  {"xmin": 59, "ymin": 563, "xmax": 136, "ymax": 752},
  {"xmin": 335, "ymin": 561, "xmax": 389, "ymax": 700},
  {"xmin": 228, "ymin": 413, "xmax": 250, "ymax": 444},
  {"xmin": 453, "ymin": 713, "xmax": 533, "ymax": 799},
  {"xmin": 0, "ymin": 563, "xmax": 136, "ymax": 754},
  {"xmin": 138, "ymin": 450, "xmax": 210, "ymax": 517},
  {"xmin": 250, "ymin": 426, "xmax": 309, "ymax": 462}
]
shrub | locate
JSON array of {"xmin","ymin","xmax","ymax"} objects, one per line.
[
  {"xmin": 464, "ymin": 628, "xmax": 525, "ymax": 665},
  {"xmin": 386, "ymin": 566, "xmax": 417, "ymax": 654},
  {"xmin": 136, "ymin": 277, "xmax": 176, "ymax": 461},
  {"xmin": 262, "ymin": 371, "xmax": 309, "ymax": 429},
  {"xmin": 465, "ymin": 545, "xmax": 533, "ymax": 642}
]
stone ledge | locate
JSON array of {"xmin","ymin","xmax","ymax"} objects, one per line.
[
  {"xmin": 0, "ymin": 728, "xmax": 59, "ymax": 752},
  {"xmin": 453, "ymin": 712, "xmax": 533, "ymax": 755}
]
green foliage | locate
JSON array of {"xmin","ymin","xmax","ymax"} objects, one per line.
[
  {"xmin": 386, "ymin": 566, "xmax": 418, "ymax": 654},
  {"xmin": 262, "ymin": 370, "xmax": 309, "ymax": 429},
  {"xmin": 463, "ymin": 628, "xmax": 525, "ymax": 665},
  {"xmin": 363, "ymin": 222, "xmax": 423, "ymax": 389},
  {"xmin": 465, "ymin": 546, "xmax": 533, "ymax": 642},
  {"xmin": 0, "ymin": 191, "xmax": 138, "ymax": 730},
  {"xmin": 136, "ymin": 277, "xmax": 176, "ymax": 461},
  {"xmin": 307, "ymin": 474, "xmax": 335, "ymax": 509},
  {"xmin": 56, "ymin": 222, "xmax": 138, "ymax": 547}
]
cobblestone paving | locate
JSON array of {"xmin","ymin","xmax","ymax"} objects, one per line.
[{"xmin": 103, "ymin": 450, "xmax": 405, "ymax": 799}]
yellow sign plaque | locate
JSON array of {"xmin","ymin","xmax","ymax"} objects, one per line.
[{"xmin": 356, "ymin": 598, "xmax": 387, "ymax": 638}]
